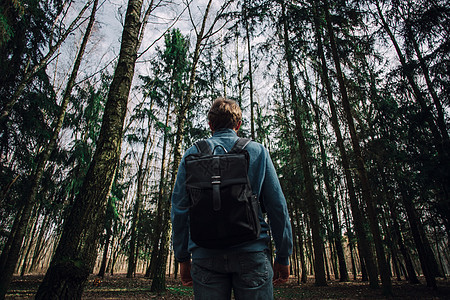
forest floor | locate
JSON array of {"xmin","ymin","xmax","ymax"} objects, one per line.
[{"xmin": 6, "ymin": 273, "xmax": 450, "ymax": 299}]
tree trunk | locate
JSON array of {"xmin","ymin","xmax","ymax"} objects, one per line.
[
  {"xmin": 280, "ymin": 1, "xmax": 326, "ymax": 286},
  {"xmin": 376, "ymin": 164, "xmax": 404, "ymax": 282},
  {"xmin": 243, "ymin": 0, "xmax": 255, "ymax": 140},
  {"xmin": 150, "ymin": 0, "xmax": 216, "ymax": 292},
  {"xmin": 323, "ymin": 1, "xmax": 392, "ymax": 294},
  {"xmin": 127, "ymin": 116, "xmax": 153, "ymax": 278},
  {"xmin": 397, "ymin": 177, "xmax": 436, "ymax": 288},
  {"xmin": 311, "ymin": 99, "xmax": 349, "ymax": 282},
  {"xmin": 380, "ymin": 165, "xmax": 419, "ymax": 284},
  {"xmin": 97, "ymin": 229, "xmax": 111, "ymax": 278},
  {"xmin": 291, "ymin": 218, "xmax": 300, "ymax": 283},
  {"xmin": 293, "ymin": 200, "xmax": 308, "ymax": 283},
  {"xmin": 35, "ymin": 0, "xmax": 143, "ymax": 298},
  {"xmin": 341, "ymin": 193, "xmax": 358, "ymax": 280},
  {"xmin": 311, "ymin": 0, "xmax": 379, "ymax": 288},
  {"xmin": 393, "ymin": 215, "xmax": 419, "ymax": 283},
  {"xmin": 235, "ymin": 31, "xmax": 243, "ymax": 108},
  {"xmin": 19, "ymin": 205, "xmax": 41, "ymax": 276},
  {"xmin": 29, "ymin": 213, "xmax": 50, "ymax": 273},
  {"xmin": 149, "ymin": 91, "xmax": 173, "ymax": 287}
]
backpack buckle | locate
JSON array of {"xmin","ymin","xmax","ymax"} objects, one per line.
[
  {"xmin": 211, "ymin": 175, "xmax": 221, "ymax": 211},
  {"xmin": 211, "ymin": 175, "xmax": 221, "ymax": 184}
]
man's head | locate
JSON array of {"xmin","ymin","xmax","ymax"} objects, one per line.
[{"xmin": 208, "ymin": 98, "xmax": 242, "ymax": 132}]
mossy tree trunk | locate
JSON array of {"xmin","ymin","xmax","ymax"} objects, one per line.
[{"xmin": 34, "ymin": 0, "xmax": 143, "ymax": 298}]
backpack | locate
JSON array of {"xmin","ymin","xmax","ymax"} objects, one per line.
[{"xmin": 185, "ymin": 138, "xmax": 261, "ymax": 249}]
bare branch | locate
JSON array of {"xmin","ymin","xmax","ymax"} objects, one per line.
[
  {"xmin": 186, "ymin": 0, "xmax": 198, "ymax": 36},
  {"xmin": 137, "ymin": 1, "xmax": 189, "ymax": 59},
  {"xmin": 136, "ymin": 0, "xmax": 157, "ymax": 51},
  {"xmin": 202, "ymin": 0, "xmax": 233, "ymax": 39}
]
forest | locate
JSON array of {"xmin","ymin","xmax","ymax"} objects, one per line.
[{"xmin": 0, "ymin": 0, "xmax": 449, "ymax": 298}]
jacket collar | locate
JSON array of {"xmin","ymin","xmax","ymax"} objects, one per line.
[{"xmin": 212, "ymin": 128, "xmax": 237, "ymax": 137}]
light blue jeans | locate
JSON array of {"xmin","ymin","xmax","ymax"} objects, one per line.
[{"xmin": 191, "ymin": 251, "xmax": 274, "ymax": 300}]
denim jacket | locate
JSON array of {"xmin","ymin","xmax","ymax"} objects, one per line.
[{"xmin": 171, "ymin": 129, "xmax": 293, "ymax": 265}]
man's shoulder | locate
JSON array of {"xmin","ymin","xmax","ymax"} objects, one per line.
[
  {"xmin": 186, "ymin": 136, "xmax": 267, "ymax": 156},
  {"xmin": 237, "ymin": 139, "xmax": 268, "ymax": 161},
  {"xmin": 245, "ymin": 139, "xmax": 266, "ymax": 152}
]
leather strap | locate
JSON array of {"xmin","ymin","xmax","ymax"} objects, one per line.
[
  {"xmin": 211, "ymin": 156, "xmax": 221, "ymax": 211},
  {"xmin": 230, "ymin": 138, "xmax": 251, "ymax": 152},
  {"xmin": 194, "ymin": 140, "xmax": 212, "ymax": 155}
]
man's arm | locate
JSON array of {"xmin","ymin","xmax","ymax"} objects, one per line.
[
  {"xmin": 171, "ymin": 155, "xmax": 194, "ymax": 285},
  {"xmin": 260, "ymin": 148, "xmax": 293, "ymax": 266},
  {"xmin": 171, "ymin": 157, "xmax": 191, "ymax": 263}
]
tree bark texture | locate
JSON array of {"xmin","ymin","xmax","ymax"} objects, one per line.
[
  {"xmin": 34, "ymin": 0, "xmax": 143, "ymax": 298},
  {"xmin": 243, "ymin": 0, "xmax": 255, "ymax": 140}
]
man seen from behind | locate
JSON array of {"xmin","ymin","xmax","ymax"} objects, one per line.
[{"xmin": 171, "ymin": 97, "xmax": 293, "ymax": 300}]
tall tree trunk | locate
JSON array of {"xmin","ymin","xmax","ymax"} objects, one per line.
[
  {"xmin": 380, "ymin": 165, "xmax": 419, "ymax": 284},
  {"xmin": 127, "ymin": 116, "xmax": 153, "ymax": 278},
  {"xmin": 29, "ymin": 213, "xmax": 50, "ymax": 273},
  {"xmin": 0, "ymin": 1, "xmax": 99, "ymax": 297},
  {"xmin": 341, "ymin": 192, "xmax": 358, "ymax": 280},
  {"xmin": 323, "ymin": 1, "xmax": 392, "ymax": 294},
  {"xmin": 235, "ymin": 31, "xmax": 243, "ymax": 107},
  {"xmin": 392, "ymin": 215, "xmax": 419, "ymax": 284},
  {"xmin": 311, "ymin": 100, "xmax": 349, "ymax": 282},
  {"xmin": 311, "ymin": 0, "xmax": 379, "ymax": 288},
  {"xmin": 396, "ymin": 176, "xmax": 436, "ymax": 288},
  {"xmin": 416, "ymin": 218, "xmax": 443, "ymax": 278},
  {"xmin": 375, "ymin": 163, "xmax": 404, "ymax": 282},
  {"xmin": 293, "ymin": 200, "xmax": 308, "ymax": 283},
  {"xmin": 281, "ymin": 1, "xmax": 326, "ymax": 286},
  {"xmin": 149, "ymin": 89, "xmax": 173, "ymax": 287},
  {"xmin": 97, "ymin": 228, "xmax": 111, "ymax": 278},
  {"xmin": 19, "ymin": 204, "xmax": 41, "ymax": 276},
  {"xmin": 280, "ymin": 78, "xmax": 307, "ymax": 284},
  {"xmin": 34, "ymin": 0, "xmax": 143, "ymax": 298},
  {"xmin": 243, "ymin": 0, "xmax": 255, "ymax": 140},
  {"xmin": 290, "ymin": 216, "xmax": 300, "ymax": 283}
]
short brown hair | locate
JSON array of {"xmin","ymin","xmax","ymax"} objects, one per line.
[{"xmin": 208, "ymin": 98, "xmax": 242, "ymax": 130}]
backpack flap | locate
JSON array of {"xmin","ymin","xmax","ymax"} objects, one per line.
[{"xmin": 184, "ymin": 139, "xmax": 260, "ymax": 249}]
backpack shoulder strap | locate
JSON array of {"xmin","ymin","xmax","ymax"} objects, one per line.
[
  {"xmin": 194, "ymin": 139, "xmax": 212, "ymax": 155},
  {"xmin": 230, "ymin": 138, "xmax": 251, "ymax": 152}
]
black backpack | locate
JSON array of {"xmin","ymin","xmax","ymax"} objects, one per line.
[{"xmin": 185, "ymin": 138, "xmax": 261, "ymax": 249}]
